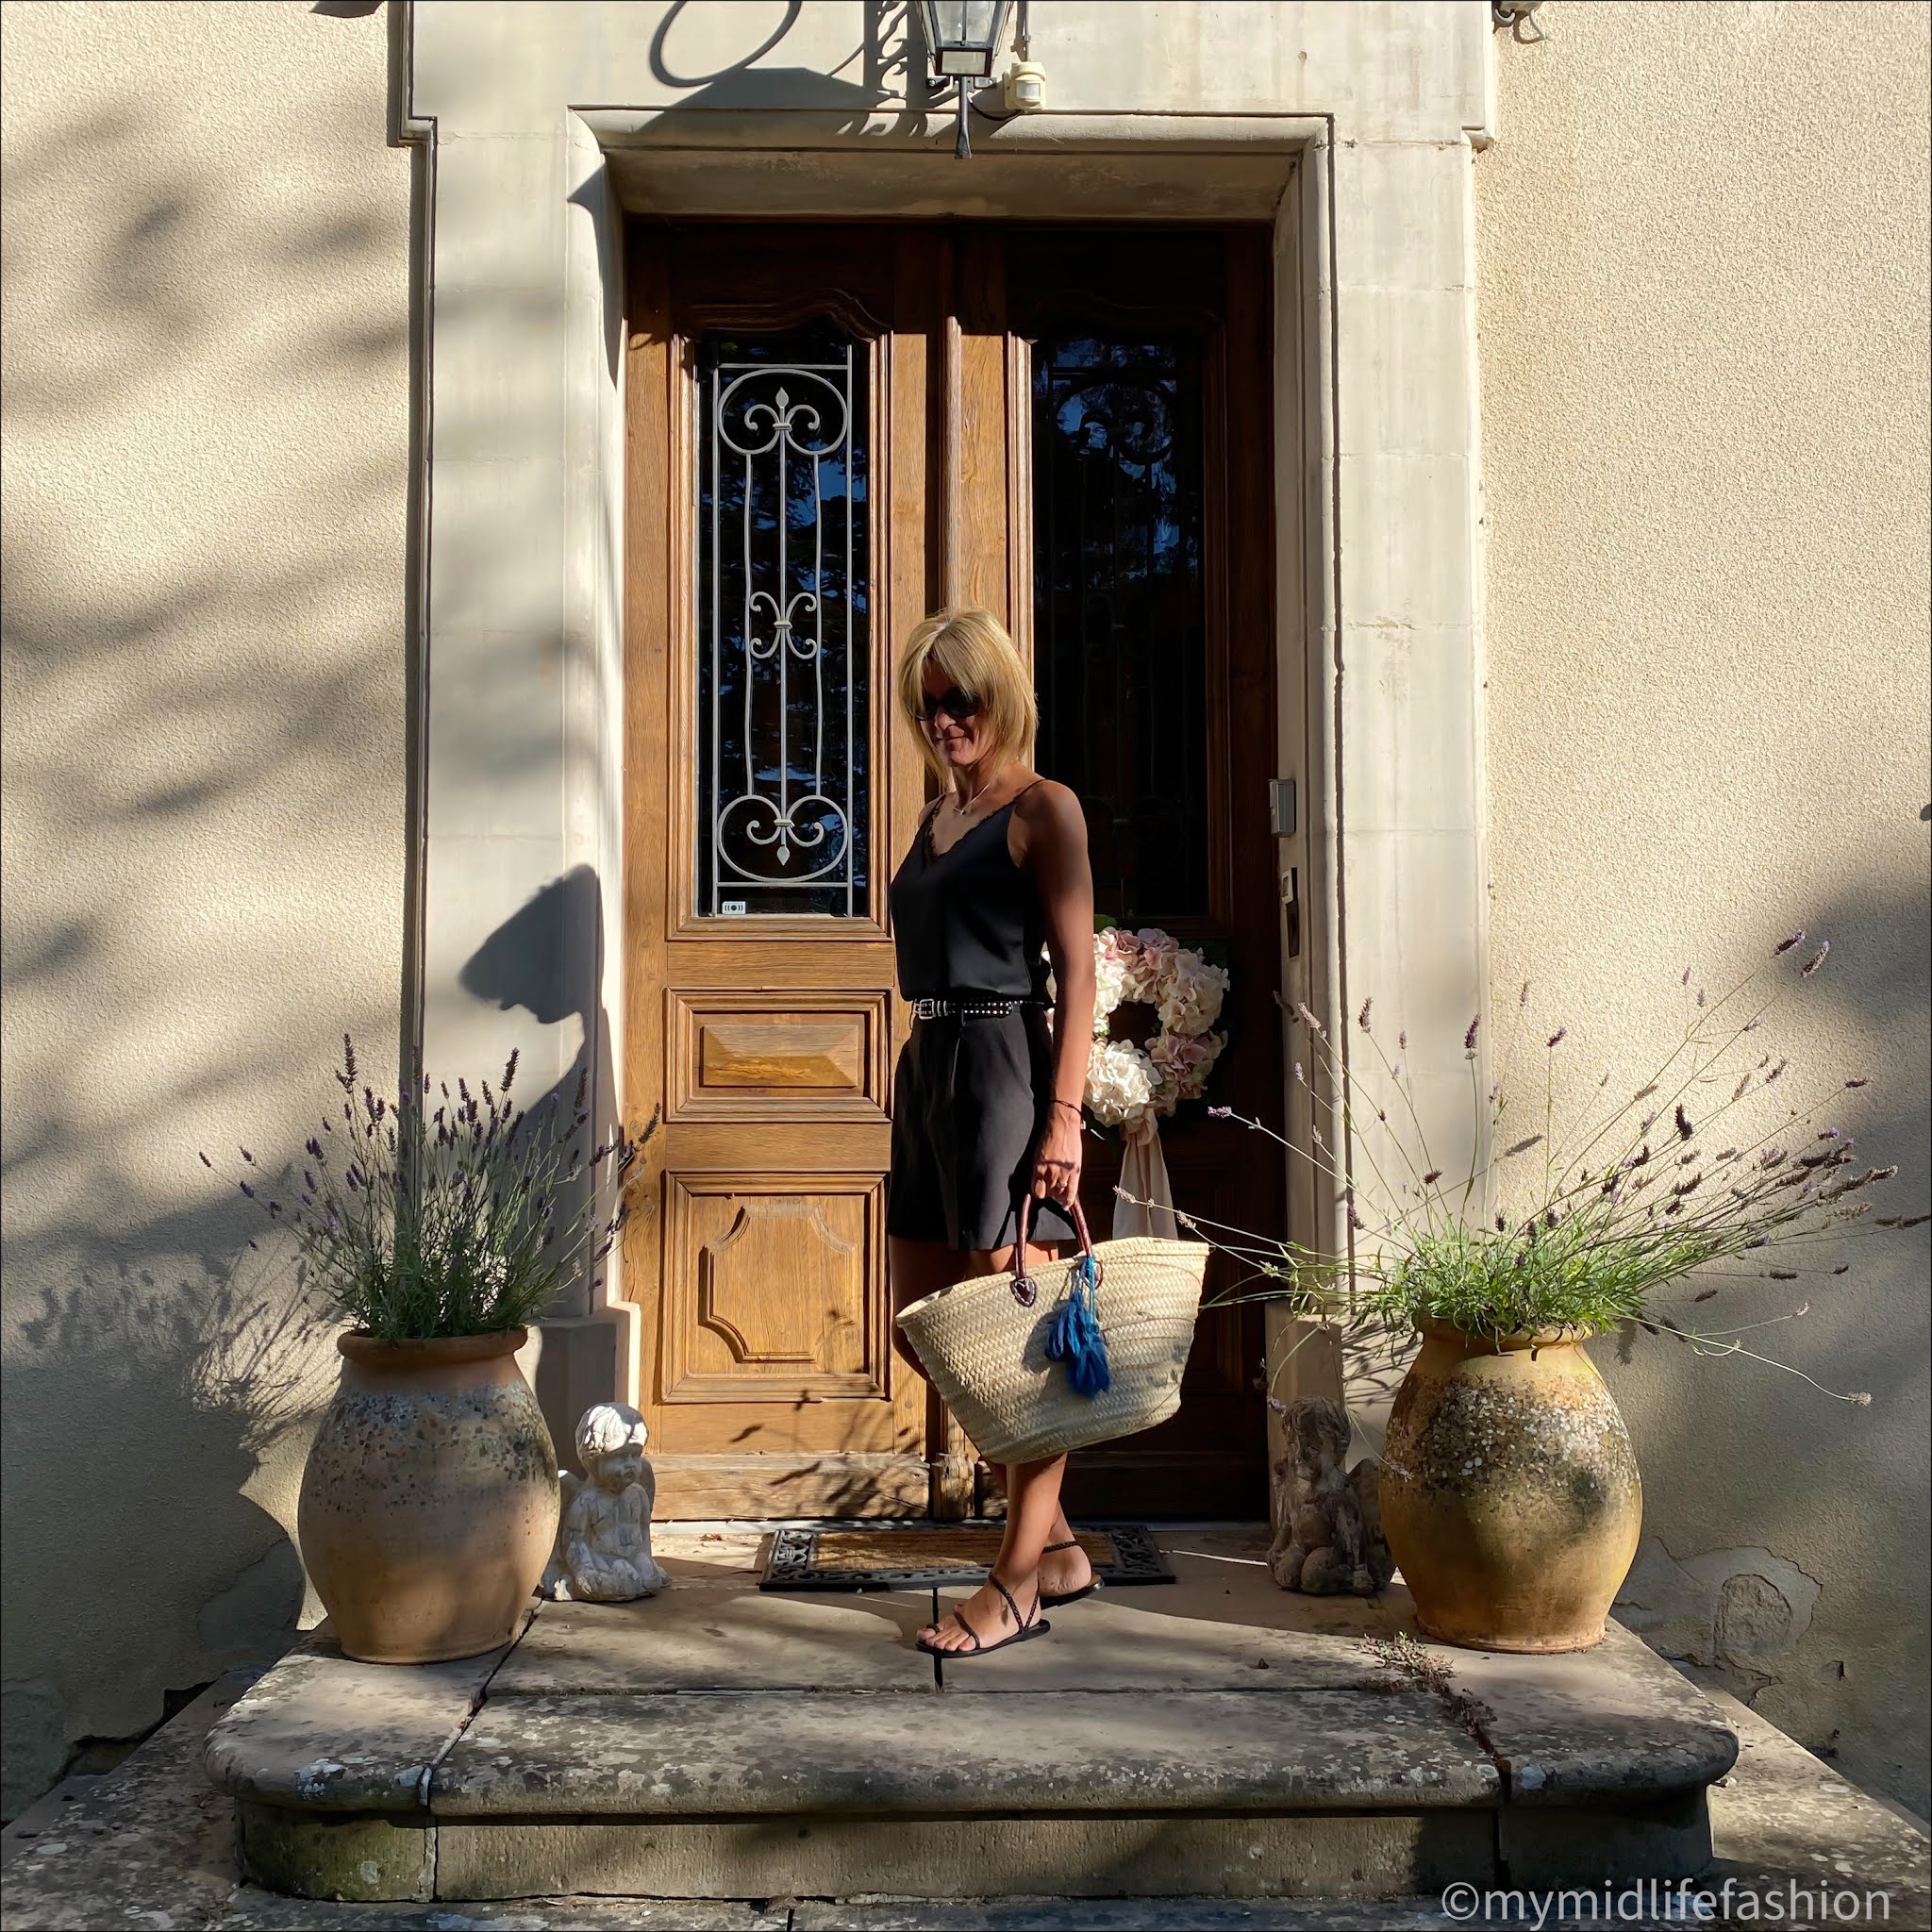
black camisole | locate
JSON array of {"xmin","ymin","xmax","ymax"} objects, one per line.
[{"xmin": 889, "ymin": 785, "xmax": 1052, "ymax": 1003}]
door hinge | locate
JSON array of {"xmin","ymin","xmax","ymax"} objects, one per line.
[{"xmin": 1269, "ymin": 778, "xmax": 1297, "ymax": 838}]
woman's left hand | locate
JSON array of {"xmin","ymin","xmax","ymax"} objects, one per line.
[{"xmin": 1031, "ymin": 1103, "xmax": 1084, "ymax": 1208}]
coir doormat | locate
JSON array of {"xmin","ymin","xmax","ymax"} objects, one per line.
[{"xmin": 758, "ymin": 1524, "xmax": 1174, "ymax": 1593}]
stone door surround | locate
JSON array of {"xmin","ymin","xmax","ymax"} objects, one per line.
[{"xmin": 401, "ymin": 1, "xmax": 1495, "ymax": 1445}]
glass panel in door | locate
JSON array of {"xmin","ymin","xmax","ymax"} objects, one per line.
[
  {"xmin": 695, "ymin": 320, "xmax": 872, "ymax": 919},
  {"xmin": 1033, "ymin": 332, "xmax": 1209, "ymax": 923}
]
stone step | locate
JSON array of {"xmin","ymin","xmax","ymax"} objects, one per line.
[
  {"xmin": 8, "ymin": 1641, "xmax": 1928, "ymax": 1930},
  {"xmin": 203, "ymin": 1527, "xmax": 1741, "ymax": 1905}
]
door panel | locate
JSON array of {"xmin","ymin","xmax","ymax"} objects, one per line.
[
  {"xmin": 625, "ymin": 223, "xmax": 1281, "ymax": 1523},
  {"xmin": 664, "ymin": 1175, "xmax": 886, "ymax": 1400},
  {"xmin": 625, "ymin": 225, "xmax": 930, "ymax": 1517},
  {"xmin": 996, "ymin": 228, "xmax": 1282, "ymax": 1521},
  {"xmin": 668, "ymin": 991, "xmax": 888, "ymax": 1119}
]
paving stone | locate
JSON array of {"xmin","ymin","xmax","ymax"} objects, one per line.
[
  {"xmin": 434, "ymin": 1809, "xmax": 1495, "ymax": 1903},
  {"xmin": 790, "ymin": 1902, "xmax": 1477, "ymax": 1930},
  {"xmin": 650, "ymin": 1530, "xmax": 773, "ymax": 1582},
  {"xmin": 930, "ymin": 1553, "xmax": 1403, "ymax": 1692},
  {"xmin": 1150, "ymin": 1530, "xmax": 1429, "ymax": 1636},
  {"xmin": 493, "ymin": 1588, "xmax": 935, "ymax": 1695},
  {"xmin": 0, "ymin": 1773, "xmax": 104, "ymax": 1870},
  {"xmin": 1447, "ymin": 1621, "xmax": 1740, "ymax": 1802},
  {"xmin": 205, "ymin": 1624, "xmax": 525, "ymax": 1813},
  {"xmin": 1695, "ymin": 1674, "xmax": 1931, "ymax": 1915},
  {"xmin": 0, "ymin": 1659, "xmax": 1923, "ymax": 1929},
  {"xmin": 1136, "ymin": 1534, "xmax": 1740, "ymax": 1802},
  {"xmin": 429, "ymin": 1688, "xmax": 1499, "ymax": 1817}
]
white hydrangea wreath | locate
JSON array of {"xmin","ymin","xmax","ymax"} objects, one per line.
[{"xmin": 1080, "ymin": 925, "xmax": 1231, "ymax": 1135}]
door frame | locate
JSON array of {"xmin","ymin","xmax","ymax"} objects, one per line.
[
  {"xmin": 622, "ymin": 221, "xmax": 1285, "ymax": 1521},
  {"xmin": 401, "ymin": 54, "xmax": 1497, "ymax": 1491}
]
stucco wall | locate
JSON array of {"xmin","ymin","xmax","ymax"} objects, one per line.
[
  {"xmin": 0, "ymin": 1, "xmax": 409, "ymax": 1817},
  {"xmin": 3, "ymin": 0, "xmax": 1925, "ymax": 1838},
  {"xmin": 1476, "ymin": 2, "xmax": 1931, "ymax": 1815}
]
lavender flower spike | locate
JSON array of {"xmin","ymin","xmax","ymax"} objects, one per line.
[
  {"xmin": 1463, "ymin": 1015, "xmax": 1480, "ymax": 1053},
  {"xmin": 1801, "ymin": 941, "xmax": 1831, "ymax": 977},
  {"xmin": 1357, "ymin": 997, "xmax": 1373, "ymax": 1031},
  {"xmin": 1547, "ymin": 1026, "xmax": 1567, "ymax": 1048},
  {"xmin": 1774, "ymin": 930, "xmax": 1806, "ymax": 955}
]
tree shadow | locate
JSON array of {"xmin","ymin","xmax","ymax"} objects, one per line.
[{"xmin": 1, "ymin": 5, "xmax": 415, "ymax": 1821}]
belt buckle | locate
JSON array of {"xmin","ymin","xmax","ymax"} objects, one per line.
[{"xmin": 912, "ymin": 996, "xmax": 942, "ymax": 1021}]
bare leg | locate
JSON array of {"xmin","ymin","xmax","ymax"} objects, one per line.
[
  {"xmin": 888, "ymin": 1236, "xmax": 970, "ymax": 1377},
  {"xmin": 918, "ymin": 1238, "xmax": 1071, "ymax": 1652}
]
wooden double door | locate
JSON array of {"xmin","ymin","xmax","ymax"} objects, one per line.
[{"xmin": 625, "ymin": 222, "xmax": 1282, "ymax": 1521}]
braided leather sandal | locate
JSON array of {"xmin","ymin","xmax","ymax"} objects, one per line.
[
  {"xmin": 916, "ymin": 1574, "xmax": 1051, "ymax": 1658},
  {"xmin": 1039, "ymin": 1538, "xmax": 1101, "ymax": 1609}
]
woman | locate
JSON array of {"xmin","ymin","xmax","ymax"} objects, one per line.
[{"xmin": 887, "ymin": 607, "xmax": 1098, "ymax": 1658}]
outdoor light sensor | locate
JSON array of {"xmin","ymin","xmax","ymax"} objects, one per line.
[{"xmin": 1002, "ymin": 58, "xmax": 1046, "ymax": 113}]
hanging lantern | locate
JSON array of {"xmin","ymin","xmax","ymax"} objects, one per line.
[
  {"xmin": 918, "ymin": 0, "xmax": 1013, "ymax": 79},
  {"xmin": 918, "ymin": 0, "xmax": 1013, "ymax": 158}
]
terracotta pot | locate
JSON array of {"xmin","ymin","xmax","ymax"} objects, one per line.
[
  {"xmin": 297, "ymin": 1329, "xmax": 558, "ymax": 1664},
  {"xmin": 1378, "ymin": 1318, "xmax": 1641, "ymax": 1654}
]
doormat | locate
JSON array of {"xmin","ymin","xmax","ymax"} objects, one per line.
[{"xmin": 758, "ymin": 1524, "xmax": 1174, "ymax": 1593}]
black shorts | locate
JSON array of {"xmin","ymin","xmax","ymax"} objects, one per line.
[{"xmin": 887, "ymin": 1005, "xmax": 1081, "ymax": 1254}]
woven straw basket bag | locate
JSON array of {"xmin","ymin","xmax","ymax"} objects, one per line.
[{"xmin": 895, "ymin": 1197, "xmax": 1208, "ymax": 1464}]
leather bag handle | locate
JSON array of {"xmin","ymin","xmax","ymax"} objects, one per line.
[{"xmin": 1010, "ymin": 1191, "xmax": 1097, "ymax": 1307}]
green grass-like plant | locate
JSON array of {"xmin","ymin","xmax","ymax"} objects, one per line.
[{"xmin": 1164, "ymin": 933, "xmax": 1925, "ymax": 1403}]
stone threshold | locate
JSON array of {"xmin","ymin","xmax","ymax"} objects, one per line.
[
  {"xmin": 1, "ymin": 1602, "xmax": 1926, "ymax": 1927},
  {"xmin": 183, "ymin": 1528, "xmax": 1756, "ymax": 1905}
]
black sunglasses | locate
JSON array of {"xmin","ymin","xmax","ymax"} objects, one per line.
[{"xmin": 918, "ymin": 685, "xmax": 983, "ymax": 724}]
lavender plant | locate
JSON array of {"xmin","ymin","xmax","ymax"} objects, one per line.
[
  {"xmin": 1180, "ymin": 933, "xmax": 1925, "ymax": 1401},
  {"xmin": 205, "ymin": 1036, "xmax": 650, "ymax": 1341}
]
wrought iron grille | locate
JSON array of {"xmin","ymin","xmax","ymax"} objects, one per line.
[
  {"xmin": 696, "ymin": 322, "xmax": 871, "ymax": 918},
  {"xmin": 1033, "ymin": 333, "xmax": 1208, "ymax": 921}
]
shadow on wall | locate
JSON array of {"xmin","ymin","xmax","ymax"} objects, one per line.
[
  {"xmin": 0, "ymin": 6, "xmax": 413, "ymax": 1821},
  {"xmin": 646, "ymin": 0, "xmax": 913, "ymax": 111},
  {"xmin": 1595, "ymin": 875, "xmax": 1932, "ymax": 1808},
  {"xmin": 1, "ymin": 1245, "xmax": 333, "ymax": 1819},
  {"xmin": 0, "ymin": 867, "xmax": 622, "ymax": 1821},
  {"xmin": 458, "ymin": 865, "xmax": 617, "ymax": 1171}
]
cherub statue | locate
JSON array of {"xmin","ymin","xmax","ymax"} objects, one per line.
[
  {"xmin": 540, "ymin": 1403, "xmax": 670, "ymax": 1602},
  {"xmin": 1266, "ymin": 1396, "xmax": 1394, "ymax": 1596}
]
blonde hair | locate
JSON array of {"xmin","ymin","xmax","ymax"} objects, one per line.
[{"xmin": 894, "ymin": 607, "xmax": 1038, "ymax": 782}]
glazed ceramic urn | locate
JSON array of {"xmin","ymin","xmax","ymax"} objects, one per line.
[
  {"xmin": 297, "ymin": 1328, "xmax": 558, "ymax": 1664},
  {"xmin": 1377, "ymin": 1319, "xmax": 1642, "ymax": 1653}
]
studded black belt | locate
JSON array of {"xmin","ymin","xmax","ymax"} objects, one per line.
[{"xmin": 908, "ymin": 995, "xmax": 1039, "ymax": 1021}]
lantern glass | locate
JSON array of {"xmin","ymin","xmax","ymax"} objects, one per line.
[{"xmin": 919, "ymin": 0, "xmax": 1011, "ymax": 78}]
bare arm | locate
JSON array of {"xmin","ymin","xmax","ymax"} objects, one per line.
[{"xmin": 1013, "ymin": 781, "xmax": 1094, "ymax": 1207}]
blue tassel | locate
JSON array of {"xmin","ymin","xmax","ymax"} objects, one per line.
[{"xmin": 1044, "ymin": 1253, "xmax": 1110, "ymax": 1397}]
